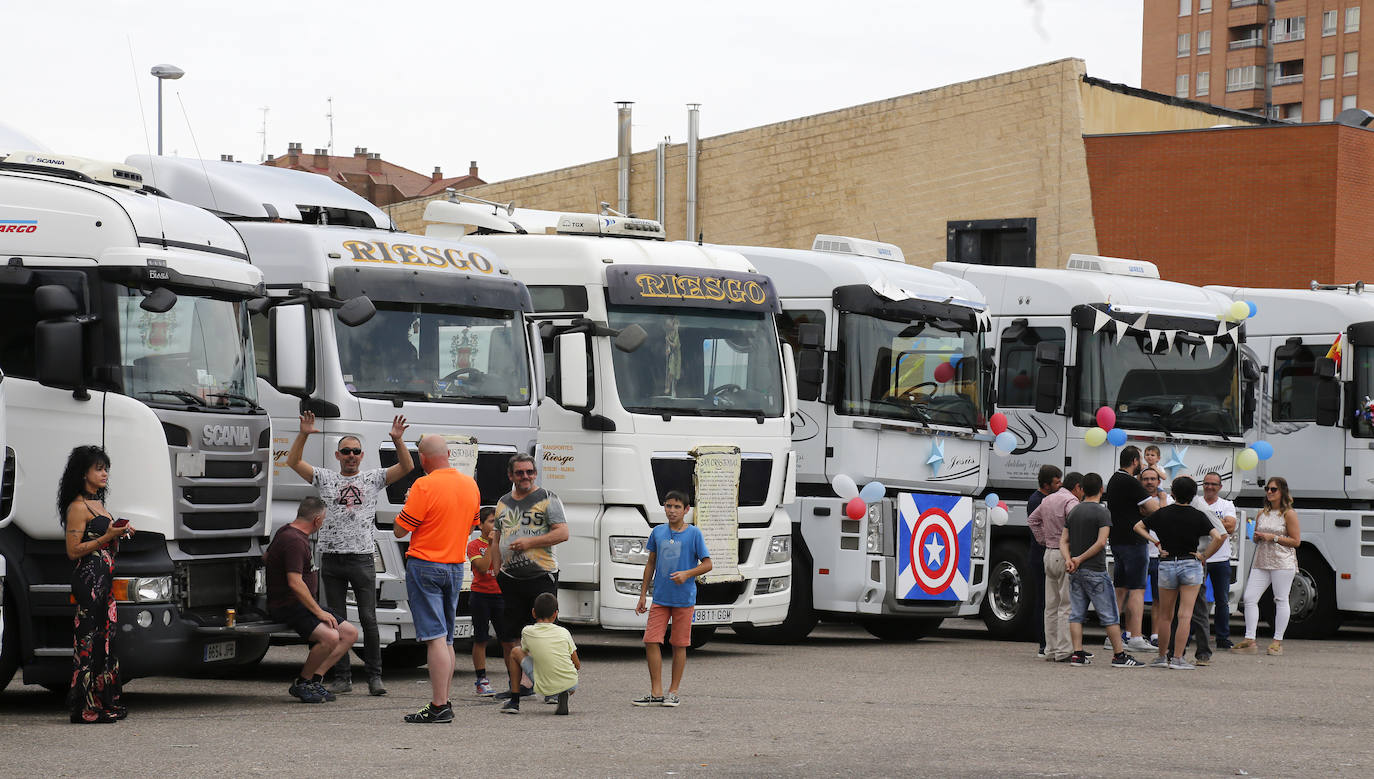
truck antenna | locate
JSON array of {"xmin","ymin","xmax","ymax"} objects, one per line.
[
  {"xmin": 177, "ymin": 92, "xmax": 221, "ymax": 215},
  {"xmin": 258, "ymin": 107, "xmax": 269, "ymax": 163},
  {"xmin": 326, "ymin": 97, "xmax": 334, "ymax": 155}
]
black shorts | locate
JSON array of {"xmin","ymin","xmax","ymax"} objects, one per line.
[
  {"xmin": 495, "ymin": 571, "xmax": 558, "ymax": 644},
  {"xmin": 271, "ymin": 602, "xmax": 344, "ymax": 641},
  {"xmin": 469, "ymin": 591, "xmax": 506, "ymax": 643}
]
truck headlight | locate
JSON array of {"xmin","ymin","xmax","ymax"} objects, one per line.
[
  {"xmin": 609, "ymin": 536, "xmax": 650, "ymax": 565},
  {"xmin": 766, "ymin": 535, "xmax": 792, "ymax": 564},
  {"xmin": 113, "ymin": 576, "xmax": 172, "ymax": 603},
  {"xmin": 972, "ymin": 506, "xmax": 988, "ymax": 558},
  {"xmin": 754, "ymin": 575, "xmax": 790, "ymax": 594},
  {"xmin": 373, "ymin": 542, "xmax": 386, "ymax": 574},
  {"xmin": 614, "ymin": 579, "xmax": 645, "ymax": 595},
  {"xmin": 866, "ymin": 502, "xmax": 883, "ymax": 554}
]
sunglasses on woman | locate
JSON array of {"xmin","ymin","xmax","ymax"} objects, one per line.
[{"xmin": 1265, "ymin": 486, "xmax": 1280, "ymax": 492}]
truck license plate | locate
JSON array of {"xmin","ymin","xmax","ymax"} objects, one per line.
[
  {"xmin": 453, "ymin": 620, "xmax": 474, "ymax": 639},
  {"xmin": 204, "ymin": 640, "xmax": 237, "ymax": 662},
  {"xmin": 693, "ymin": 607, "xmax": 732, "ymax": 625}
]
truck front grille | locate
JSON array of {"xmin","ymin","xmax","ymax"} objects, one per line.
[
  {"xmin": 382, "ymin": 448, "xmax": 516, "ymax": 506},
  {"xmin": 183, "ymin": 486, "xmax": 260, "ymax": 505},
  {"xmin": 182, "ymin": 512, "xmax": 259, "ymax": 531},
  {"xmin": 649, "ymin": 455, "xmax": 773, "ymax": 508},
  {"xmin": 696, "ymin": 580, "xmax": 746, "ymax": 606}
]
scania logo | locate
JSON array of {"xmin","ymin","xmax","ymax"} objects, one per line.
[{"xmin": 202, "ymin": 424, "xmax": 252, "ymax": 448}]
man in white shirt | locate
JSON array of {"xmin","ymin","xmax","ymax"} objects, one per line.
[{"xmin": 1191, "ymin": 471, "xmax": 1238, "ymax": 650}]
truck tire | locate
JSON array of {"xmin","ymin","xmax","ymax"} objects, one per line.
[
  {"xmin": 981, "ymin": 540, "xmax": 1037, "ymax": 640},
  {"xmin": 1272, "ymin": 547, "xmax": 1341, "ymax": 639},
  {"xmin": 381, "ymin": 641, "xmax": 429, "ymax": 669},
  {"xmin": 689, "ymin": 626, "xmax": 716, "ymax": 649},
  {"xmin": 730, "ymin": 529, "xmax": 818, "ymax": 644},
  {"xmin": 859, "ymin": 617, "xmax": 943, "ymax": 642},
  {"xmin": 0, "ymin": 584, "xmax": 18, "ymax": 691}
]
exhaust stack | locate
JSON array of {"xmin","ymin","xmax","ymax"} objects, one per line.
[
  {"xmin": 686, "ymin": 103, "xmax": 699, "ymax": 241},
  {"xmin": 616, "ymin": 101, "xmax": 633, "ymax": 216},
  {"xmin": 655, "ymin": 137, "xmax": 668, "ymax": 226}
]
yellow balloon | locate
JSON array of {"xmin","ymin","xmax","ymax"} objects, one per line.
[
  {"xmin": 1085, "ymin": 427, "xmax": 1107, "ymax": 447},
  {"xmin": 1227, "ymin": 300, "xmax": 1250, "ymax": 322},
  {"xmin": 1236, "ymin": 448, "xmax": 1259, "ymax": 471}
]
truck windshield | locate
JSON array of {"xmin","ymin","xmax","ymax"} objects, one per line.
[
  {"xmin": 115, "ymin": 286, "xmax": 258, "ymax": 410},
  {"xmin": 606, "ymin": 307, "xmax": 783, "ymax": 417},
  {"xmin": 335, "ymin": 301, "xmax": 531, "ymax": 405},
  {"xmin": 1353, "ymin": 345, "xmax": 1374, "ymax": 438},
  {"xmin": 838, "ymin": 312, "xmax": 982, "ymax": 427},
  {"xmin": 1077, "ymin": 331, "xmax": 1240, "ymax": 436}
]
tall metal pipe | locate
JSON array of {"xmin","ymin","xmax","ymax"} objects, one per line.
[
  {"xmin": 655, "ymin": 137, "xmax": 668, "ymax": 225},
  {"xmin": 616, "ymin": 101, "xmax": 633, "ymax": 215},
  {"xmin": 686, "ymin": 103, "xmax": 700, "ymax": 241}
]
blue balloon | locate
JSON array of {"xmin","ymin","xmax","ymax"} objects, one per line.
[
  {"xmin": 1106, "ymin": 428, "xmax": 1128, "ymax": 447},
  {"xmin": 859, "ymin": 480, "xmax": 886, "ymax": 502},
  {"xmin": 1246, "ymin": 301, "xmax": 1258, "ymax": 318},
  {"xmin": 984, "ymin": 492, "xmax": 1000, "ymax": 510},
  {"xmin": 949, "ymin": 354, "xmax": 963, "ymax": 368},
  {"xmin": 994, "ymin": 431, "xmax": 1018, "ymax": 452},
  {"xmin": 1252, "ymin": 440, "xmax": 1274, "ymax": 461}
]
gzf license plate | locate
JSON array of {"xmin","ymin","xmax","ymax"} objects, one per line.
[
  {"xmin": 204, "ymin": 640, "xmax": 237, "ymax": 662},
  {"xmin": 693, "ymin": 607, "xmax": 732, "ymax": 625},
  {"xmin": 453, "ymin": 620, "xmax": 474, "ymax": 639}
]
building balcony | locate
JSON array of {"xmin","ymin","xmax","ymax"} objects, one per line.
[
  {"xmin": 1271, "ymin": 30, "xmax": 1305, "ymax": 44},
  {"xmin": 1230, "ymin": 36, "xmax": 1265, "ymax": 49},
  {"xmin": 1230, "ymin": 0, "xmax": 1263, "ymax": 6},
  {"xmin": 1227, "ymin": 80, "xmax": 1264, "ymax": 92},
  {"xmin": 1271, "ymin": 73, "xmax": 1304, "ymax": 86}
]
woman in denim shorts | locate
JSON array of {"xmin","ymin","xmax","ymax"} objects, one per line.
[{"xmin": 1134, "ymin": 476, "xmax": 1226, "ymax": 670}]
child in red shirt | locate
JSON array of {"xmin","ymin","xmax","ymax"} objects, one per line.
[{"xmin": 467, "ymin": 507, "xmax": 507, "ymax": 696}]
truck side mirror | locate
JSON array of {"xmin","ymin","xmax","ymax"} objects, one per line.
[
  {"xmin": 980, "ymin": 346, "xmax": 997, "ymax": 411},
  {"xmin": 36, "ymin": 319, "xmax": 85, "ymax": 394},
  {"xmin": 1033, "ymin": 341, "xmax": 1064, "ymax": 414},
  {"xmin": 556, "ymin": 332, "xmax": 590, "ymax": 410},
  {"xmin": 613, "ymin": 323, "xmax": 646, "ymax": 354},
  {"xmin": 794, "ymin": 323, "xmax": 824, "ymax": 402},
  {"xmin": 139, "ymin": 286, "xmax": 178, "ymax": 313},
  {"xmin": 1315, "ymin": 356, "xmax": 1337, "ymax": 379},
  {"xmin": 1240, "ymin": 350, "xmax": 1260, "ymax": 430},
  {"xmin": 269, "ymin": 303, "xmax": 314, "ymax": 395},
  {"xmin": 1314, "ymin": 356, "xmax": 1341, "ymax": 426},
  {"xmin": 336, "ymin": 295, "xmax": 376, "ymax": 327}
]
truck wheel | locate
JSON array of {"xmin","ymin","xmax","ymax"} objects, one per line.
[
  {"xmin": 981, "ymin": 541, "xmax": 1037, "ymax": 640},
  {"xmin": 1276, "ymin": 548, "xmax": 1341, "ymax": 639},
  {"xmin": 859, "ymin": 617, "xmax": 943, "ymax": 642},
  {"xmin": 689, "ymin": 626, "xmax": 716, "ymax": 649},
  {"xmin": 381, "ymin": 641, "xmax": 429, "ymax": 669},
  {"xmin": 0, "ymin": 584, "xmax": 19, "ymax": 691}
]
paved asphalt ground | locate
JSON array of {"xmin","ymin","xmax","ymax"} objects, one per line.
[{"xmin": 3, "ymin": 618, "xmax": 1372, "ymax": 777}]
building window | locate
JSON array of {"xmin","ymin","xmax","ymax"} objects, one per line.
[
  {"xmin": 1197, "ymin": 71, "xmax": 1210, "ymax": 96},
  {"xmin": 1324, "ymin": 9, "xmax": 1338, "ymax": 35},
  {"xmin": 1269, "ymin": 60, "xmax": 1304, "ymax": 86},
  {"xmin": 946, "ymin": 219, "xmax": 1037, "ymax": 268},
  {"xmin": 998, "ymin": 326, "xmax": 1065, "ymax": 408},
  {"xmin": 1323, "ymin": 54, "xmax": 1337, "ymax": 79},
  {"xmin": 1227, "ymin": 65, "xmax": 1262, "ymax": 91},
  {"xmin": 1178, "ymin": 32, "xmax": 1191, "ymax": 56},
  {"xmin": 1321, "ymin": 97, "xmax": 1336, "ymax": 121},
  {"xmin": 1176, "ymin": 74, "xmax": 1190, "ymax": 97},
  {"xmin": 1344, "ymin": 94, "xmax": 1358, "ymax": 111},
  {"xmin": 1229, "ymin": 25, "xmax": 1264, "ymax": 49},
  {"xmin": 1198, "ymin": 29, "xmax": 1212, "ymax": 53},
  {"xmin": 1200, "ymin": 0, "xmax": 1211, "ymax": 11},
  {"xmin": 1274, "ymin": 102, "xmax": 1302, "ymax": 122},
  {"xmin": 1270, "ymin": 16, "xmax": 1306, "ymax": 43},
  {"xmin": 1348, "ymin": 6, "xmax": 1361, "ymax": 33},
  {"xmin": 1180, "ymin": 0, "xmax": 1191, "ymax": 14},
  {"xmin": 1346, "ymin": 51, "xmax": 1359, "ymax": 76}
]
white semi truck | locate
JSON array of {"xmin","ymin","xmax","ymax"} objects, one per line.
[
  {"xmin": 1207, "ymin": 283, "xmax": 1374, "ymax": 637},
  {"xmin": 722, "ymin": 236, "xmax": 992, "ymax": 641},
  {"xmin": 131, "ymin": 156, "xmax": 541, "ymax": 666},
  {"xmin": 937, "ymin": 255, "xmax": 1255, "ymax": 638},
  {"xmin": 0, "ymin": 152, "xmax": 274, "ymax": 691},
  {"xmin": 424, "ymin": 201, "xmax": 794, "ymax": 642}
]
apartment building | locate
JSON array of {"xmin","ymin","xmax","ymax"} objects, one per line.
[{"xmin": 1143, "ymin": 0, "xmax": 1369, "ymax": 121}]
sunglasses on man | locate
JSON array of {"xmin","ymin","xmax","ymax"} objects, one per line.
[{"xmin": 338, "ymin": 447, "xmax": 363, "ymax": 456}]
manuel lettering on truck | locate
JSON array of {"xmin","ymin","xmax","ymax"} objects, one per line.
[
  {"xmin": 202, "ymin": 424, "xmax": 251, "ymax": 447},
  {"xmin": 0, "ymin": 220, "xmax": 38, "ymax": 233},
  {"xmin": 341, "ymin": 239, "xmax": 494, "ymax": 274},
  {"xmin": 633, "ymin": 272, "xmax": 767, "ymax": 305}
]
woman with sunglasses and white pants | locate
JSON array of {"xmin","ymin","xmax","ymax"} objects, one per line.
[{"xmin": 1234, "ymin": 476, "xmax": 1301, "ymax": 656}]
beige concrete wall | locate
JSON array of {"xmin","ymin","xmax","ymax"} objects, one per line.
[{"xmin": 1078, "ymin": 81, "xmax": 1267, "ymax": 135}]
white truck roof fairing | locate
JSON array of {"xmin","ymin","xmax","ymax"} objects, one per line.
[
  {"xmin": 1209, "ymin": 285, "xmax": 1374, "ymax": 336},
  {"xmin": 0, "ymin": 167, "xmax": 254, "ymax": 278},
  {"xmin": 126, "ymin": 155, "xmax": 392, "ymax": 229},
  {"xmin": 934, "ymin": 259, "xmax": 1232, "ymax": 321}
]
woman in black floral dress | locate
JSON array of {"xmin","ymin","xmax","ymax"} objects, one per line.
[{"xmin": 58, "ymin": 445, "xmax": 134, "ymax": 724}]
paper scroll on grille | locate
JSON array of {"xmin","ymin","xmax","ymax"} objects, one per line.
[{"xmin": 690, "ymin": 445, "xmax": 743, "ymax": 583}]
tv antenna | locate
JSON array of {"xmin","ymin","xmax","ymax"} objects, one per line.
[
  {"xmin": 326, "ymin": 97, "xmax": 334, "ymax": 155},
  {"xmin": 258, "ymin": 107, "xmax": 269, "ymax": 162}
]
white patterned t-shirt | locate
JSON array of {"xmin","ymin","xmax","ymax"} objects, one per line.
[{"xmin": 313, "ymin": 467, "xmax": 388, "ymax": 554}]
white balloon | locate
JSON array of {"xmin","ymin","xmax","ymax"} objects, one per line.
[
  {"xmin": 990, "ymin": 506, "xmax": 1010, "ymax": 526},
  {"xmin": 859, "ymin": 481, "xmax": 886, "ymax": 502},
  {"xmin": 831, "ymin": 473, "xmax": 859, "ymax": 500},
  {"xmin": 994, "ymin": 431, "xmax": 1018, "ymax": 453}
]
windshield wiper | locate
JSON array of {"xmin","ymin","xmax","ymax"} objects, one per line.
[
  {"xmin": 865, "ymin": 398, "xmax": 931, "ymax": 428},
  {"xmin": 1149, "ymin": 411, "xmax": 1174, "ymax": 437},
  {"xmin": 353, "ymin": 390, "xmax": 429, "ymax": 408},
  {"xmin": 443, "ymin": 394, "xmax": 513, "ymax": 412},
  {"xmin": 138, "ymin": 389, "xmax": 204, "ymax": 406},
  {"xmin": 204, "ymin": 391, "xmax": 261, "ymax": 410}
]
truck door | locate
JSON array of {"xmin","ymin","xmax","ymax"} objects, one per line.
[
  {"xmin": 991, "ymin": 318, "xmax": 1067, "ymax": 490},
  {"xmin": 1262, "ymin": 336, "xmax": 1345, "ymax": 500}
]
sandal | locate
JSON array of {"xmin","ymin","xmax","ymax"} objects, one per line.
[
  {"xmin": 70, "ymin": 709, "xmax": 118, "ymax": 724},
  {"xmin": 1267, "ymin": 641, "xmax": 1283, "ymax": 656},
  {"xmin": 1230, "ymin": 638, "xmax": 1258, "ymax": 654}
]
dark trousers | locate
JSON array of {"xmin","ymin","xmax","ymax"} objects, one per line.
[
  {"xmin": 1207, "ymin": 560, "xmax": 1232, "ymax": 640},
  {"xmin": 1026, "ymin": 542, "xmax": 1046, "ymax": 649},
  {"xmin": 322, "ymin": 552, "xmax": 382, "ymax": 679}
]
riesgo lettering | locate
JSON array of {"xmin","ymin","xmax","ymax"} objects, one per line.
[
  {"xmin": 633, "ymin": 273, "xmax": 768, "ymax": 305},
  {"xmin": 340, "ymin": 239, "xmax": 496, "ymax": 275}
]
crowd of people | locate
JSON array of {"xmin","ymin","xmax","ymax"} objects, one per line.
[{"xmin": 1025, "ymin": 444, "xmax": 1300, "ymax": 669}]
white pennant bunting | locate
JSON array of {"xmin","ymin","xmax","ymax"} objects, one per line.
[
  {"xmin": 1115, "ymin": 319, "xmax": 1131, "ymax": 345},
  {"xmin": 1092, "ymin": 309, "xmax": 1112, "ymax": 334},
  {"xmin": 1135, "ymin": 313, "xmax": 1149, "ymax": 333},
  {"xmin": 1201, "ymin": 333, "xmax": 1215, "ymax": 356},
  {"xmin": 1147, "ymin": 329, "xmax": 1161, "ymax": 350},
  {"xmin": 1161, "ymin": 330, "xmax": 1175, "ymax": 352}
]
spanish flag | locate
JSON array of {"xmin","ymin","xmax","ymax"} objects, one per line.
[{"xmin": 1327, "ymin": 334, "xmax": 1343, "ymax": 370}]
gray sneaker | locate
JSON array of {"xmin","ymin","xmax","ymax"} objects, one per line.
[
  {"xmin": 1169, "ymin": 656, "xmax": 1196, "ymax": 670},
  {"xmin": 327, "ymin": 676, "xmax": 352, "ymax": 694},
  {"xmin": 1126, "ymin": 636, "xmax": 1157, "ymax": 653},
  {"xmin": 662, "ymin": 692, "xmax": 681, "ymax": 707},
  {"xmin": 367, "ymin": 676, "xmax": 387, "ymax": 696},
  {"xmin": 1147, "ymin": 655, "xmax": 1170, "ymax": 669}
]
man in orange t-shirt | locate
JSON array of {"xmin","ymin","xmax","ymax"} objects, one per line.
[{"xmin": 393, "ymin": 434, "xmax": 480, "ymax": 724}]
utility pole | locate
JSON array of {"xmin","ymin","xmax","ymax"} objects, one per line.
[
  {"xmin": 1264, "ymin": 0, "xmax": 1276, "ymax": 119},
  {"xmin": 326, "ymin": 97, "xmax": 334, "ymax": 155}
]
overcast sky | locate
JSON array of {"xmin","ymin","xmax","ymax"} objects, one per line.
[{"xmin": 5, "ymin": 0, "xmax": 1143, "ymax": 184}]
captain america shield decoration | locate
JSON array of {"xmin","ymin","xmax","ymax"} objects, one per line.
[{"xmin": 896, "ymin": 493, "xmax": 972, "ymax": 601}]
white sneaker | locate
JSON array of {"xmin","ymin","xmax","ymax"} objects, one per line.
[
  {"xmin": 1169, "ymin": 656, "xmax": 1196, "ymax": 670},
  {"xmin": 1126, "ymin": 636, "xmax": 1156, "ymax": 652},
  {"xmin": 1103, "ymin": 636, "xmax": 1114, "ymax": 650}
]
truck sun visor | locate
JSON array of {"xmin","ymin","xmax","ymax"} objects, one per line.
[
  {"xmin": 606, "ymin": 264, "xmax": 780, "ymax": 313},
  {"xmin": 332, "ymin": 266, "xmax": 533, "ymax": 313}
]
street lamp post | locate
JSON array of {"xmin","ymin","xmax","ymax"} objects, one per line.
[{"xmin": 149, "ymin": 64, "xmax": 185, "ymax": 156}]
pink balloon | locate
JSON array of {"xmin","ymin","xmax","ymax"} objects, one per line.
[
  {"xmin": 846, "ymin": 497, "xmax": 867, "ymax": 520},
  {"xmin": 1096, "ymin": 406, "xmax": 1116, "ymax": 431},
  {"xmin": 989, "ymin": 412, "xmax": 1008, "ymax": 435},
  {"xmin": 933, "ymin": 362, "xmax": 955, "ymax": 383}
]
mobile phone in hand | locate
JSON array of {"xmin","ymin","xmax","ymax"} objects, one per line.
[{"xmin": 112, "ymin": 518, "xmax": 130, "ymax": 528}]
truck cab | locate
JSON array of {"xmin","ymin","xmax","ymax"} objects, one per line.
[
  {"xmin": 424, "ymin": 201, "xmax": 795, "ymax": 642},
  {"xmin": 132, "ymin": 157, "xmax": 541, "ymax": 664},
  {"xmin": 1208, "ymin": 283, "xmax": 1374, "ymax": 637},
  {"xmin": 722, "ymin": 236, "xmax": 992, "ymax": 642},
  {"xmin": 0, "ymin": 152, "xmax": 273, "ymax": 690},
  {"xmin": 938, "ymin": 255, "xmax": 1255, "ymax": 638}
]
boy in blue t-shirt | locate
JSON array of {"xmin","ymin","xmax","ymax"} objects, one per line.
[{"xmin": 632, "ymin": 490, "xmax": 712, "ymax": 708}]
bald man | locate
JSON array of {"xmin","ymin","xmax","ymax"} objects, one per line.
[{"xmin": 393, "ymin": 434, "xmax": 482, "ymax": 724}]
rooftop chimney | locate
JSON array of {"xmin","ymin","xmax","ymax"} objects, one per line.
[
  {"xmin": 313, "ymin": 148, "xmax": 329, "ymax": 169},
  {"xmin": 354, "ymin": 146, "xmax": 367, "ymax": 157},
  {"xmin": 469, "ymin": 160, "xmax": 479, "ymax": 178},
  {"xmin": 366, "ymin": 152, "xmax": 381, "ymax": 173},
  {"xmin": 286, "ymin": 142, "xmax": 302, "ymax": 164},
  {"xmin": 432, "ymin": 166, "xmax": 443, "ymax": 182}
]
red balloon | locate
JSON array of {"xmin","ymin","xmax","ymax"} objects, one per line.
[
  {"xmin": 989, "ymin": 412, "xmax": 1008, "ymax": 435},
  {"xmin": 998, "ymin": 501, "xmax": 1009, "ymax": 512},
  {"xmin": 1096, "ymin": 406, "xmax": 1116, "ymax": 431},
  {"xmin": 846, "ymin": 497, "xmax": 867, "ymax": 520},
  {"xmin": 933, "ymin": 362, "xmax": 955, "ymax": 383}
]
